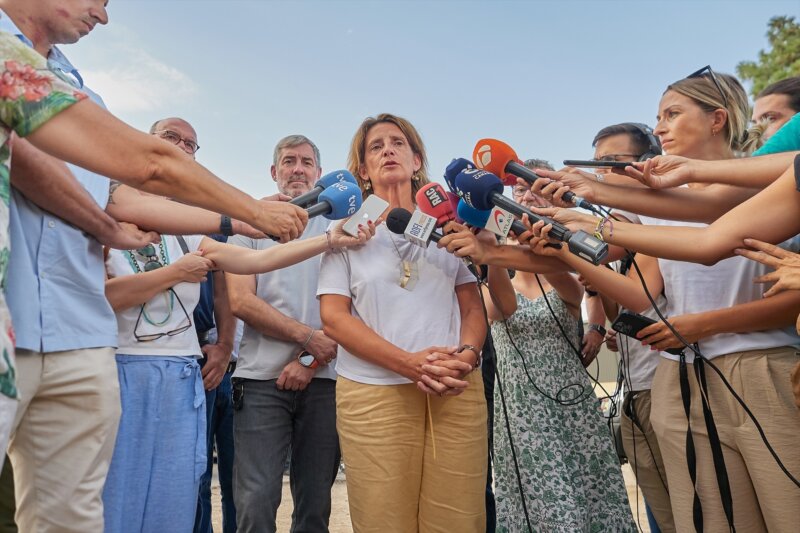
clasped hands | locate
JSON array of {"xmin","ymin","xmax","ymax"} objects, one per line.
[{"xmin": 407, "ymin": 345, "xmax": 477, "ymax": 397}]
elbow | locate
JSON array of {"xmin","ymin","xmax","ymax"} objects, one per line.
[
  {"xmin": 126, "ymin": 139, "xmax": 171, "ymax": 192},
  {"xmin": 499, "ymin": 301, "xmax": 518, "ymax": 319}
]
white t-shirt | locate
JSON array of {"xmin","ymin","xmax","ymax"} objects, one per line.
[
  {"xmin": 230, "ymin": 216, "xmax": 335, "ymax": 381},
  {"xmin": 317, "ymin": 226, "xmax": 477, "ymax": 385},
  {"xmin": 638, "ymin": 216, "xmax": 800, "ymax": 362},
  {"xmin": 107, "ymin": 235, "xmax": 205, "ymax": 357}
]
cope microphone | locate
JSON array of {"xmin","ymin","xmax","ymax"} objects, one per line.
[
  {"xmin": 473, "ymin": 138, "xmax": 600, "ymax": 214},
  {"xmin": 415, "ymin": 183, "xmax": 455, "ymax": 226},
  {"xmin": 289, "ymin": 170, "xmax": 358, "ymax": 208},
  {"xmin": 454, "ymin": 168, "xmax": 608, "ymax": 265},
  {"xmin": 305, "ymin": 180, "xmax": 362, "ymax": 220}
]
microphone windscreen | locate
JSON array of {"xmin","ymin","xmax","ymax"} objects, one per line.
[
  {"xmin": 473, "ymin": 139, "xmax": 519, "ymax": 185},
  {"xmin": 386, "ymin": 207, "xmax": 412, "ymax": 235},
  {"xmin": 415, "ymin": 183, "xmax": 454, "ymax": 226},
  {"xmin": 457, "ymin": 200, "xmax": 491, "ymax": 229},
  {"xmin": 443, "ymin": 158, "xmax": 474, "ymax": 192},
  {"xmin": 447, "ymin": 192, "xmax": 464, "ymax": 223},
  {"xmin": 317, "ymin": 181, "xmax": 362, "ymax": 220},
  {"xmin": 318, "ymin": 169, "xmax": 358, "ymax": 188},
  {"xmin": 454, "ymin": 168, "xmax": 504, "ymax": 211}
]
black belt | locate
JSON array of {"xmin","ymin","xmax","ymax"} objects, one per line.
[{"xmin": 226, "ymin": 361, "xmax": 237, "ymax": 374}]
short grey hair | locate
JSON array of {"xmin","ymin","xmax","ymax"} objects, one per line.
[
  {"xmin": 272, "ymin": 135, "xmax": 321, "ymax": 168},
  {"xmin": 522, "ymin": 158, "xmax": 555, "ymax": 171}
]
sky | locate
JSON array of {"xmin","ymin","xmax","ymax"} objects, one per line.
[{"xmin": 66, "ymin": 0, "xmax": 797, "ymax": 199}]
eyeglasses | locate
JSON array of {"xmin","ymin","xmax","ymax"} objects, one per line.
[
  {"xmin": 134, "ymin": 288, "xmax": 193, "ymax": 342},
  {"xmin": 512, "ymin": 186, "xmax": 529, "ymax": 197},
  {"xmin": 134, "ymin": 244, "xmax": 163, "ymax": 272},
  {"xmin": 153, "ymin": 129, "xmax": 200, "ymax": 154},
  {"xmin": 686, "ymin": 65, "xmax": 729, "ymax": 109},
  {"xmin": 594, "ymin": 154, "xmax": 641, "ymax": 163}
]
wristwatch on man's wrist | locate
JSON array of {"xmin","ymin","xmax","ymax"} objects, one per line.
[
  {"xmin": 219, "ymin": 215, "xmax": 234, "ymax": 236},
  {"xmin": 297, "ymin": 351, "xmax": 318, "ymax": 369},
  {"xmin": 588, "ymin": 323, "xmax": 607, "ymax": 336},
  {"xmin": 458, "ymin": 344, "xmax": 482, "ymax": 369}
]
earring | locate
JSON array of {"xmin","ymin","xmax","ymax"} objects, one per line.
[
  {"xmin": 712, "ymin": 129, "xmax": 718, "ymax": 136},
  {"xmin": 412, "ymin": 171, "xmax": 420, "ymax": 182},
  {"xmin": 364, "ymin": 181, "xmax": 371, "ymax": 190}
]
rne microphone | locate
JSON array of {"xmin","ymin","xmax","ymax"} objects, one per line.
[
  {"xmin": 473, "ymin": 138, "xmax": 600, "ymax": 214},
  {"xmin": 454, "ymin": 168, "xmax": 607, "ymax": 265},
  {"xmin": 290, "ymin": 170, "xmax": 358, "ymax": 208},
  {"xmin": 305, "ymin": 180, "xmax": 362, "ymax": 220}
]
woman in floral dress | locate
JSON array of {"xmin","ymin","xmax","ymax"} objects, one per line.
[{"xmin": 481, "ymin": 222, "xmax": 635, "ymax": 532}]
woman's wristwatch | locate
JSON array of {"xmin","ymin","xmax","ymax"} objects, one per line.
[
  {"xmin": 588, "ymin": 323, "xmax": 607, "ymax": 336},
  {"xmin": 458, "ymin": 344, "xmax": 482, "ymax": 369}
]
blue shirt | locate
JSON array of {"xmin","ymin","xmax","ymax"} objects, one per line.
[
  {"xmin": 0, "ymin": 12, "xmax": 118, "ymax": 352},
  {"xmin": 753, "ymin": 112, "xmax": 800, "ymax": 156}
]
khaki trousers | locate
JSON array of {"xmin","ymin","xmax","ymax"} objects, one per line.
[
  {"xmin": 650, "ymin": 347, "xmax": 800, "ymax": 533},
  {"xmin": 8, "ymin": 348, "xmax": 121, "ymax": 533},
  {"xmin": 336, "ymin": 373, "xmax": 487, "ymax": 533},
  {"xmin": 620, "ymin": 389, "xmax": 675, "ymax": 532}
]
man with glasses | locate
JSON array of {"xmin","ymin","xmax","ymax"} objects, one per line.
[{"xmin": 226, "ymin": 135, "xmax": 340, "ymax": 533}]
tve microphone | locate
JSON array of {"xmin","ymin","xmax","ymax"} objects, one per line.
[
  {"xmin": 454, "ymin": 168, "xmax": 607, "ymax": 265},
  {"xmin": 305, "ymin": 181, "xmax": 362, "ymax": 220},
  {"xmin": 290, "ymin": 170, "xmax": 358, "ymax": 208},
  {"xmin": 416, "ymin": 183, "xmax": 455, "ymax": 226},
  {"xmin": 443, "ymin": 158, "xmax": 475, "ymax": 192},
  {"xmin": 473, "ymin": 138, "xmax": 600, "ymax": 214},
  {"xmin": 457, "ymin": 200, "xmax": 525, "ymax": 238}
]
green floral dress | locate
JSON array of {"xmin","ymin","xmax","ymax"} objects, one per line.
[
  {"xmin": 491, "ymin": 291, "xmax": 636, "ymax": 533},
  {"xmin": 0, "ymin": 31, "xmax": 87, "ymax": 399}
]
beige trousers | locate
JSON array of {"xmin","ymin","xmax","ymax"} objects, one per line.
[
  {"xmin": 8, "ymin": 348, "xmax": 121, "ymax": 533},
  {"xmin": 336, "ymin": 373, "xmax": 488, "ymax": 533},
  {"xmin": 650, "ymin": 347, "xmax": 800, "ymax": 533},
  {"xmin": 620, "ymin": 389, "xmax": 675, "ymax": 532}
]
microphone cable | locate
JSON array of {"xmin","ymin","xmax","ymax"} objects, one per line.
[{"xmin": 594, "ymin": 205, "xmax": 800, "ymax": 489}]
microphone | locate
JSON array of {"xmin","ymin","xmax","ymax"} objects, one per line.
[
  {"xmin": 386, "ymin": 208, "xmax": 443, "ymax": 246},
  {"xmin": 415, "ymin": 183, "xmax": 455, "ymax": 226},
  {"xmin": 473, "ymin": 138, "xmax": 600, "ymax": 214},
  {"xmin": 305, "ymin": 181, "xmax": 362, "ymax": 220},
  {"xmin": 443, "ymin": 158, "xmax": 475, "ymax": 192},
  {"xmin": 447, "ymin": 192, "xmax": 464, "ymax": 224},
  {"xmin": 289, "ymin": 170, "xmax": 358, "ymax": 208},
  {"xmin": 388, "ymin": 207, "xmax": 480, "ymax": 277},
  {"xmin": 454, "ymin": 168, "xmax": 607, "ymax": 265},
  {"xmin": 457, "ymin": 200, "xmax": 526, "ymax": 238}
]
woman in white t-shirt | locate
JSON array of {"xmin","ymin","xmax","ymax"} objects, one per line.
[
  {"xmin": 103, "ymin": 224, "xmax": 375, "ymax": 533},
  {"xmin": 527, "ymin": 71, "xmax": 800, "ymax": 532},
  {"xmin": 318, "ymin": 113, "xmax": 488, "ymax": 532}
]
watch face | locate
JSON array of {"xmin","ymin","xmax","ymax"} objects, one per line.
[{"xmin": 298, "ymin": 352, "xmax": 316, "ymax": 368}]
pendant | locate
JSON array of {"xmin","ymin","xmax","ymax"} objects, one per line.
[{"xmin": 399, "ymin": 260, "xmax": 419, "ymax": 291}]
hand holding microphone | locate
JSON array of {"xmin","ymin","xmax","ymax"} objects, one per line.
[
  {"xmin": 473, "ymin": 138, "xmax": 601, "ymax": 214},
  {"xmin": 452, "ymin": 168, "xmax": 608, "ymax": 265}
]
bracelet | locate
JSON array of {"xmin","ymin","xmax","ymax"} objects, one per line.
[
  {"xmin": 458, "ymin": 344, "xmax": 482, "ymax": 369},
  {"xmin": 301, "ymin": 327, "xmax": 315, "ymax": 349},
  {"xmin": 593, "ymin": 216, "xmax": 613, "ymax": 241},
  {"xmin": 219, "ymin": 215, "xmax": 234, "ymax": 236}
]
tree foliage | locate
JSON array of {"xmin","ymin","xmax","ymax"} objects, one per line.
[{"xmin": 737, "ymin": 15, "xmax": 800, "ymax": 97}]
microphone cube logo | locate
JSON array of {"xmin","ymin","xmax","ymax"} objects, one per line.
[
  {"xmin": 485, "ymin": 207, "xmax": 513, "ymax": 236},
  {"xmin": 475, "ymin": 144, "xmax": 492, "ymax": 169}
]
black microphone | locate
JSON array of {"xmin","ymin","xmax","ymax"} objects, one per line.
[{"xmin": 455, "ymin": 169, "xmax": 608, "ymax": 265}]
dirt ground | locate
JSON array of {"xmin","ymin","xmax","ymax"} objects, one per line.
[{"xmin": 211, "ymin": 465, "xmax": 650, "ymax": 532}]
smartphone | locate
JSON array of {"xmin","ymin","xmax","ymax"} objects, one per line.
[
  {"xmin": 563, "ymin": 159, "xmax": 631, "ymax": 169},
  {"xmin": 611, "ymin": 311, "xmax": 684, "ymax": 355},
  {"xmin": 342, "ymin": 194, "xmax": 389, "ymax": 236}
]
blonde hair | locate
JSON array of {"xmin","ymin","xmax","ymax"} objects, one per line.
[
  {"xmin": 667, "ymin": 72, "xmax": 751, "ymax": 154},
  {"xmin": 347, "ymin": 113, "xmax": 430, "ymax": 202}
]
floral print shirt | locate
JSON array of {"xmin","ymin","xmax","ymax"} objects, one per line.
[{"xmin": 0, "ymin": 31, "xmax": 87, "ymax": 398}]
